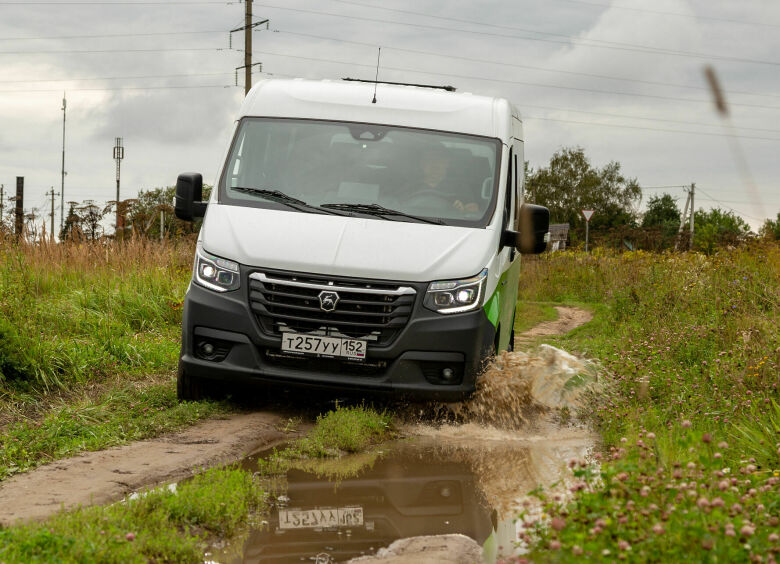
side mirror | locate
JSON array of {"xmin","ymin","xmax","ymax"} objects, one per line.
[
  {"xmin": 175, "ymin": 173, "xmax": 208, "ymax": 221},
  {"xmin": 502, "ymin": 203, "xmax": 550, "ymax": 254}
]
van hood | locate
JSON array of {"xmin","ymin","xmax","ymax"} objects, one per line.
[{"xmin": 200, "ymin": 204, "xmax": 497, "ymax": 282}]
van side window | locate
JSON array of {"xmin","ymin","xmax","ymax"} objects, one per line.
[
  {"xmin": 503, "ymin": 148, "xmax": 513, "ymax": 233},
  {"xmin": 513, "ymin": 151, "xmax": 520, "ymax": 231}
]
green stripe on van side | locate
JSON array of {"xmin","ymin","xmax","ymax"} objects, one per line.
[{"xmin": 484, "ymin": 287, "xmax": 500, "ymax": 328}]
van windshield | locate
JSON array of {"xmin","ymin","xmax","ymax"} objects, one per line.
[{"xmin": 220, "ymin": 118, "xmax": 502, "ymax": 227}]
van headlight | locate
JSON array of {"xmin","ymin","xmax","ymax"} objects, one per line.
[
  {"xmin": 424, "ymin": 269, "xmax": 488, "ymax": 314},
  {"xmin": 194, "ymin": 248, "xmax": 240, "ymax": 292}
]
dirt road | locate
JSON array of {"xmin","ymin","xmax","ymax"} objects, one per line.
[
  {"xmin": 514, "ymin": 305, "xmax": 593, "ymax": 347},
  {"xmin": 0, "ymin": 412, "xmax": 290, "ymax": 525},
  {"xmin": 0, "ymin": 305, "xmax": 594, "ymax": 530}
]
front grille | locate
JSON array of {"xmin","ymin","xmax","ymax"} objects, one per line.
[{"xmin": 248, "ymin": 271, "xmax": 416, "ymax": 346}]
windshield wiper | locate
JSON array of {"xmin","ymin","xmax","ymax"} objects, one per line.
[
  {"xmin": 320, "ymin": 203, "xmax": 444, "ymax": 225},
  {"xmin": 231, "ymin": 187, "xmax": 350, "ymax": 216}
]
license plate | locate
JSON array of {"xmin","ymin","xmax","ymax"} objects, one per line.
[
  {"xmin": 278, "ymin": 506, "xmax": 364, "ymax": 530},
  {"xmin": 280, "ymin": 333, "xmax": 366, "ymax": 360}
]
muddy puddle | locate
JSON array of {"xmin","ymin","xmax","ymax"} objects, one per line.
[
  {"xmin": 208, "ymin": 346, "xmax": 598, "ymax": 564},
  {"xmin": 208, "ymin": 437, "xmax": 587, "ymax": 563}
]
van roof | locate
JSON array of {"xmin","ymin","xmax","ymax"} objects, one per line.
[{"xmin": 239, "ymin": 78, "xmax": 517, "ymax": 140}]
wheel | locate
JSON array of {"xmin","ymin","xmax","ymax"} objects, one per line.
[
  {"xmin": 507, "ymin": 312, "xmax": 516, "ymax": 352},
  {"xmin": 177, "ymin": 360, "xmax": 206, "ymax": 401}
]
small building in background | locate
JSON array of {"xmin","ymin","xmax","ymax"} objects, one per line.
[{"xmin": 548, "ymin": 223, "xmax": 570, "ymax": 251}]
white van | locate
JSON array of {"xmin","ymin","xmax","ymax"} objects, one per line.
[{"xmin": 174, "ymin": 78, "xmax": 548, "ymax": 401}]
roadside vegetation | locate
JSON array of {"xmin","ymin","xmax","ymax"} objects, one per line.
[
  {"xmin": 286, "ymin": 403, "xmax": 394, "ymax": 457},
  {"xmin": 0, "ymin": 238, "xmax": 230, "ymax": 480},
  {"xmin": 0, "ymin": 465, "xmax": 266, "ymax": 563},
  {"xmin": 0, "ymin": 405, "xmax": 394, "ymax": 563},
  {"xmin": 513, "ymin": 243, "xmax": 780, "ymax": 562},
  {"xmin": 513, "ymin": 301, "xmax": 559, "ymax": 334}
]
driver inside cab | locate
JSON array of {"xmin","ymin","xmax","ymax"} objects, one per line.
[{"xmin": 410, "ymin": 145, "xmax": 480, "ymax": 214}]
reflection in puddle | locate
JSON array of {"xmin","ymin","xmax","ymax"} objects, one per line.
[
  {"xmin": 209, "ymin": 347, "xmax": 598, "ymax": 563},
  {"xmin": 210, "ymin": 433, "xmax": 591, "ymax": 564},
  {"xmin": 209, "ymin": 441, "xmax": 503, "ymax": 563}
]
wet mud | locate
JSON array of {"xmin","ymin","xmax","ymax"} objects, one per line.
[{"xmin": 213, "ymin": 340, "xmax": 599, "ymax": 563}]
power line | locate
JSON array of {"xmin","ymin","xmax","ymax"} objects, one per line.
[
  {"xmin": 325, "ymin": 0, "xmax": 696, "ymax": 54},
  {"xmin": 0, "ymin": 71, "xmax": 232, "ymax": 83},
  {"xmin": 0, "ymin": 84, "xmax": 236, "ymax": 93},
  {"xmin": 0, "ymin": 47, "xmax": 227, "ymax": 55},
  {"xmin": 695, "ymin": 187, "xmax": 770, "ymax": 222},
  {"xmin": 520, "ymin": 104, "xmax": 780, "ymax": 135},
  {"xmin": 326, "ymin": 0, "xmax": 780, "ymax": 60},
  {"xmin": 255, "ymin": 49, "xmax": 780, "ymax": 112},
  {"xmin": 523, "ymin": 115, "xmax": 780, "ymax": 142},
  {"xmin": 0, "ymin": 1, "xmax": 239, "ymax": 4},
  {"xmin": 641, "ymin": 185, "xmax": 688, "ymax": 190},
  {"xmin": 252, "ymin": 3, "xmax": 780, "ymax": 67},
  {"xmin": 0, "ymin": 29, "xmax": 225, "ymax": 41},
  {"xmin": 550, "ymin": 0, "xmax": 780, "ymax": 29},
  {"xmin": 274, "ymin": 29, "xmax": 780, "ymax": 101}
]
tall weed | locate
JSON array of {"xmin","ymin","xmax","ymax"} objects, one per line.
[
  {"xmin": 517, "ymin": 243, "xmax": 780, "ymax": 561},
  {"xmin": 0, "ymin": 237, "xmax": 193, "ymax": 390}
]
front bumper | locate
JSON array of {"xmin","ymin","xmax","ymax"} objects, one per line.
[{"xmin": 180, "ymin": 276, "xmax": 496, "ymax": 401}]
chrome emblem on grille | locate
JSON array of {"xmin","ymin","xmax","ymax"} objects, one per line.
[{"xmin": 318, "ymin": 290, "xmax": 340, "ymax": 312}]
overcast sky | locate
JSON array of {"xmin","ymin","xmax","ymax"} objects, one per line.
[{"xmin": 1, "ymin": 0, "xmax": 779, "ymax": 233}]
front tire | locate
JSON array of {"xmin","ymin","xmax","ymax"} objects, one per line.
[{"xmin": 177, "ymin": 360, "xmax": 206, "ymax": 401}]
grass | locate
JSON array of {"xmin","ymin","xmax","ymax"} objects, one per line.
[
  {"xmin": 0, "ymin": 405, "xmax": 396, "ymax": 563},
  {"xmin": 0, "ymin": 237, "xmax": 231, "ymax": 480},
  {"xmin": 267, "ymin": 404, "xmax": 394, "ymax": 460},
  {"xmin": 0, "ymin": 380, "xmax": 229, "ymax": 480},
  {"xmin": 506, "ymin": 243, "xmax": 780, "ymax": 562},
  {"xmin": 257, "ymin": 404, "xmax": 395, "ymax": 481},
  {"xmin": 513, "ymin": 301, "xmax": 559, "ymax": 334},
  {"xmin": 0, "ymin": 237, "xmax": 191, "ymax": 392},
  {"xmin": 0, "ymin": 465, "xmax": 267, "ymax": 563}
]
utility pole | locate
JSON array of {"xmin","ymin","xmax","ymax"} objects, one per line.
[
  {"xmin": 0, "ymin": 183, "xmax": 4, "ymax": 225},
  {"xmin": 674, "ymin": 188, "xmax": 691, "ymax": 252},
  {"xmin": 689, "ymin": 182, "xmax": 695, "ymax": 250},
  {"xmin": 46, "ymin": 187, "xmax": 60, "ymax": 242},
  {"xmin": 245, "ymin": 0, "xmax": 252, "ymax": 96},
  {"xmin": 230, "ymin": 14, "xmax": 267, "ymax": 94},
  {"xmin": 160, "ymin": 208, "xmax": 164, "ymax": 241},
  {"xmin": 113, "ymin": 137, "xmax": 124, "ymax": 238},
  {"xmin": 14, "ymin": 177, "xmax": 23, "ymax": 239},
  {"xmin": 61, "ymin": 93, "xmax": 67, "ymax": 233}
]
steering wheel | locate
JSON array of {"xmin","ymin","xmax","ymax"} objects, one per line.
[{"xmin": 406, "ymin": 189, "xmax": 453, "ymax": 208}]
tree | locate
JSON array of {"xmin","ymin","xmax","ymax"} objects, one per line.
[
  {"xmin": 642, "ymin": 194, "xmax": 681, "ymax": 227},
  {"xmin": 525, "ymin": 147, "xmax": 641, "ymax": 241},
  {"xmin": 77, "ymin": 201, "xmax": 105, "ymax": 241},
  {"xmin": 759, "ymin": 212, "xmax": 780, "ymax": 240},
  {"xmin": 693, "ymin": 207, "xmax": 750, "ymax": 254},
  {"xmin": 60, "ymin": 202, "xmax": 82, "ymax": 241},
  {"xmin": 126, "ymin": 185, "xmax": 211, "ymax": 239},
  {"xmin": 641, "ymin": 193, "xmax": 682, "ymax": 249}
]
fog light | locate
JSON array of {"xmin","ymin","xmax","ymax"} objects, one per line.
[
  {"xmin": 441, "ymin": 367, "xmax": 455, "ymax": 381},
  {"xmin": 196, "ymin": 340, "xmax": 216, "ymax": 359},
  {"xmin": 194, "ymin": 338, "xmax": 232, "ymax": 362}
]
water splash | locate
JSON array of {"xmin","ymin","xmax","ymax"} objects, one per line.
[{"xmin": 439, "ymin": 345, "xmax": 599, "ymax": 430}]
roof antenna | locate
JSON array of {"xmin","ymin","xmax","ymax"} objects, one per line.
[{"xmin": 372, "ymin": 47, "xmax": 381, "ymax": 104}]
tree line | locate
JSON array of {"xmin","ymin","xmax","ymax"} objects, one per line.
[
  {"xmin": 3, "ymin": 147, "xmax": 777, "ymax": 251},
  {"xmin": 524, "ymin": 146, "xmax": 779, "ymax": 252}
]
